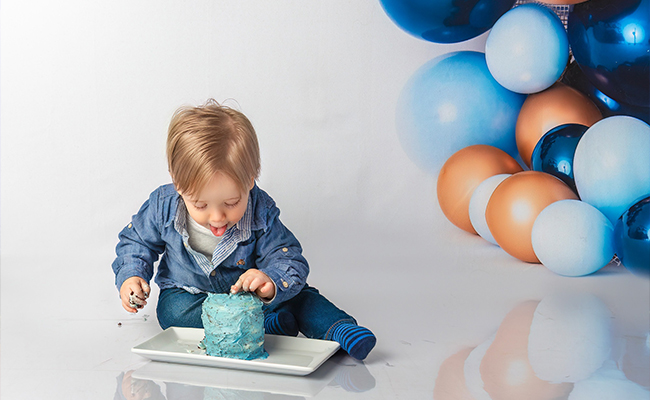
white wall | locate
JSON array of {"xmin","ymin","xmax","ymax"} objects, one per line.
[{"xmin": 1, "ymin": 1, "xmax": 487, "ymax": 316}]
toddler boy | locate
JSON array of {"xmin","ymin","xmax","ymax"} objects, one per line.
[{"xmin": 112, "ymin": 100, "xmax": 376, "ymax": 360}]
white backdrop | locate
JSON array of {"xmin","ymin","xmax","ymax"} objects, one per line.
[
  {"xmin": 1, "ymin": 0, "xmax": 487, "ymax": 299},
  {"xmin": 3, "ymin": 3, "xmax": 650, "ymax": 399}
]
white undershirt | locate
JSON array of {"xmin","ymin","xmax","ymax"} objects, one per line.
[{"xmin": 186, "ymin": 212, "xmax": 222, "ymax": 259}]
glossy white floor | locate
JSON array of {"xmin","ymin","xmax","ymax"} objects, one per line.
[
  {"xmin": 2, "ymin": 2, "xmax": 649, "ymax": 398},
  {"xmin": 2, "ymin": 221, "xmax": 649, "ymax": 400}
]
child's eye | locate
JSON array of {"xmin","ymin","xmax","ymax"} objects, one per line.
[
  {"xmin": 194, "ymin": 203, "xmax": 208, "ymax": 210},
  {"xmin": 225, "ymin": 200, "xmax": 240, "ymax": 208}
]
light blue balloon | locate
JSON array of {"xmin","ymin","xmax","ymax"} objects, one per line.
[
  {"xmin": 469, "ymin": 173, "xmax": 511, "ymax": 245},
  {"xmin": 397, "ymin": 51, "xmax": 526, "ymax": 173},
  {"xmin": 573, "ymin": 116, "xmax": 650, "ymax": 223},
  {"xmin": 532, "ymin": 200, "xmax": 615, "ymax": 276},
  {"xmin": 485, "ymin": 4, "xmax": 569, "ymax": 94}
]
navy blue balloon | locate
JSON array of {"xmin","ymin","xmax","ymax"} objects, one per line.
[
  {"xmin": 614, "ymin": 196, "xmax": 650, "ymax": 277},
  {"xmin": 568, "ymin": 0, "xmax": 650, "ymax": 107},
  {"xmin": 562, "ymin": 61, "xmax": 650, "ymax": 124},
  {"xmin": 531, "ymin": 124, "xmax": 588, "ymax": 195},
  {"xmin": 379, "ymin": 0, "xmax": 516, "ymax": 44}
]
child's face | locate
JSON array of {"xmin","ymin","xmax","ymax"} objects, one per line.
[{"xmin": 180, "ymin": 172, "xmax": 253, "ymax": 237}]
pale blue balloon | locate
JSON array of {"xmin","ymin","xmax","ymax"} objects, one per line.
[
  {"xmin": 469, "ymin": 173, "xmax": 511, "ymax": 245},
  {"xmin": 397, "ymin": 51, "xmax": 526, "ymax": 174},
  {"xmin": 532, "ymin": 200, "xmax": 615, "ymax": 276},
  {"xmin": 485, "ymin": 4, "xmax": 569, "ymax": 94},
  {"xmin": 573, "ymin": 116, "xmax": 650, "ymax": 223}
]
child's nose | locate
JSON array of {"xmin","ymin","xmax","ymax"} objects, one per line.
[{"xmin": 210, "ymin": 209, "xmax": 226, "ymax": 223}]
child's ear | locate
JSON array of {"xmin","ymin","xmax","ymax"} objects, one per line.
[{"xmin": 249, "ymin": 177, "xmax": 255, "ymax": 191}]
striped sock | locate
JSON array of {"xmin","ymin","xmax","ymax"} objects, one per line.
[
  {"xmin": 264, "ymin": 310, "xmax": 299, "ymax": 336},
  {"xmin": 330, "ymin": 323, "xmax": 376, "ymax": 361}
]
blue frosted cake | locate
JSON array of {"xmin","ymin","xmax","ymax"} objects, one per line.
[{"xmin": 200, "ymin": 292, "xmax": 268, "ymax": 360}]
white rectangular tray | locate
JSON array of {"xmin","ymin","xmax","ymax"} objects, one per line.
[{"xmin": 132, "ymin": 327, "xmax": 340, "ymax": 376}]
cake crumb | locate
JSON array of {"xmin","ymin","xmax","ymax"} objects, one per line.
[{"xmin": 118, "ymin": 322, "xmax": 122, "ymax": 327}]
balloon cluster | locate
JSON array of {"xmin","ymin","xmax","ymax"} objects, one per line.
[{"xmin": 383, "ymin": 0, "xmax": 650, "ymax": 276}]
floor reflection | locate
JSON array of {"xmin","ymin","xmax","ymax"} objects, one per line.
[
  {"xmin": 116, "ymin": 352, "xmax": 375, "ymax": 399},
  {"xmin": 434, "ymin": 292, "xmax": 650, "ymax": 399}
]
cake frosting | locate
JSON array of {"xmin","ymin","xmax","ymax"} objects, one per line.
[{"xmin": 200, "ymin": 292, "xmax": 268, "ymax": 360}]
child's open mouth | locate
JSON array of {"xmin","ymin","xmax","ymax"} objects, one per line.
[{"xmin": 210, "ymin": 224, "xmax": 228, "ymax": 237}]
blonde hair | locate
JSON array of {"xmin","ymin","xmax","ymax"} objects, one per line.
[{"xmin": 166, "ymin": 99, "xmax": 260, "ymax": 197}]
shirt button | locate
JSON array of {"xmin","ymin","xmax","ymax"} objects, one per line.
[
  {"xmin": 211, "ymin": 270, "xmax": 216, "ymax": 277},
  {"xmin": 282, "ymin": 280, "xmax": 289, "ymax": 288},
  {"xmin": 127, "ymin": 223, "xmax": 132, "ymax": 229},
  {"xmin": 282, "ymin": 247, "xmax": 288, "ymax": 253}
]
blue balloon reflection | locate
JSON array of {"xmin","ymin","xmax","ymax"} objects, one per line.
[{"xmin": 435, "ymin": 293, "xmax": 650, "ymax": 397}]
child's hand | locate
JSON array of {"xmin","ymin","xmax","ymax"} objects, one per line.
[
  {"xmin": 120, "ymin": 276, "xmax": 150, "ymax": 313},
  {"xmin": 231, "ymin": 270, "xmax": 275, "ymax": 301}
]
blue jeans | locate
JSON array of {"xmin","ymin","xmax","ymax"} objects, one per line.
[{"xmin": 157, "ymin": 285, "xmax": 357, "ymax": 340}]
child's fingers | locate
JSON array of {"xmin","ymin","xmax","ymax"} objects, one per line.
[
  {"xmin": 247, "ymin": 276, "xmax": 262, "ymax": 292},
  {"xmin": 119, "ymin": 278, "xmax": 150, "ymax": 313},
  {"xmin": 231, "ymin": 270, "xmax": 272, "ymax": 295},
  {"xmin": 240, "ymin": 275, "xmax": 256, "ymax": 292},
  {"xmin": 256, "ymin": 282, "xmax": 275, "ymax": 299},
  {"xmin": 129, "ymin": 292, "xmax": 147, "ymax": 309},
  {"xmin": 233, "ymin": 271, "xmax": 256, "ymax": 291},
  {"xmin": 230, "ymin": 276, "xmax": 244, "ymax": 293},
  {"xmin": 141, "ymin": 282, "xmax": 151, "ymax": 298},
  {"xmin": 121, "ymin": 283, "xmax": 148, "ymax": 311},
  {"xmin": 122, "ymin": 291, "xmax": 144, "ymax": 310},
  {"xmin": 131, "ymin": 282, "xmax": 150, "ymax": 301},
  {"xmin": 121, "ymin": 295, "xmax": 138, "ymax": 313}
]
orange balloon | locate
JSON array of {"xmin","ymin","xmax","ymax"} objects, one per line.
[
  {"xmin": 481, "ymin": 301, "xmax": 574, "ymax": 399},
  {"xmin": 485, "ymin": 171, "xmax": 578, "ymax": 263},
  {"xmin": 516, "ymin": 82, "xmax": 601, "ymax": 167},
  {"xmin": 438, "ymin": 145, "xmax": 523, "ymax": 234}
]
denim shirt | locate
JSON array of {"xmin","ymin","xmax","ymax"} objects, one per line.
[{"xmin": 112, "ymin": 183, "xmax": 309, "ymax": 306}]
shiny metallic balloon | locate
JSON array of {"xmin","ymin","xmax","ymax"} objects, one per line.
[
  {"xmin": 537, "ymin": 0, "xmax": 586, "ymax": 3},
  {"xmin": 531, "ymin": 123, "xmax": 588, "ymax": 194},
  {"xmin": 568, "ymin": 0, "xmax": 650, "ymax": 107},
  {"xmin": 379, "ymin": 0, "xmax": 516, "ymax": 44},
  {"xmin": 562, "ymin": 61, "xmax": 650, "ymax": 124},
  {"xmin": 614, "ymin": 196, "xmax": 650, "ymax": 277}
]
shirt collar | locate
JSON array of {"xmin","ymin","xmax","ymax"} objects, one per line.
[
  {"xmin": 236, "ymin": 194, "xmax": 253, "ymax": 235},
  {"xmin": 173, "ymin": 199, "xmax": 189, "ymax": 237}
]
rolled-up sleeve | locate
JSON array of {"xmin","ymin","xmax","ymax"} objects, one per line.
[
  {"xmin": 254, "ymin": 208, "xmax": 309, "ymax": 306},
  {"xmin": 112, "ymin": 191, "xmax": 166, "ymax": 291}
]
